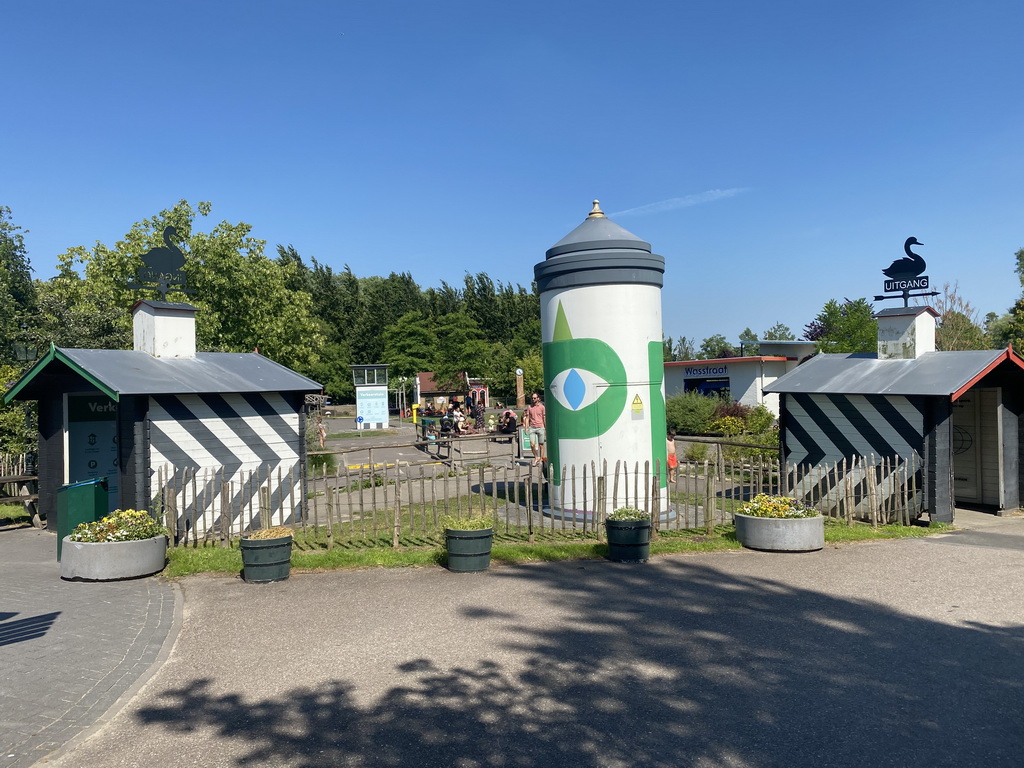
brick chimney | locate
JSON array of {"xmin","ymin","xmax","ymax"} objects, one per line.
[
  {"xmin": 874, "ymin": 306, "xmax": 939, "ymax": 360},
  {"xmin": 132, "ymin": 301, "xmax": 197, "ymax": 358}
]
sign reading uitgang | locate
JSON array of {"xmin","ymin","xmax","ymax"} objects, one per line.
[
  {"xmin": 874, "ymin": 237, "xmax": 939, "ymax": 307},
  {"xmin": 883, "ymin": 275, "xmax": 929, "ymax": 293}
]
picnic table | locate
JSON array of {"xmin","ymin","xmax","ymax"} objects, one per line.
[{"xmin": 0, "ymin": 473, "xmax": 41, "ymax": 528}]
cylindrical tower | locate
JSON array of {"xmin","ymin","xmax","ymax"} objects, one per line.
[{"xmin": 535, "ymin": 201, "xmax": 668, "ymax": 516}]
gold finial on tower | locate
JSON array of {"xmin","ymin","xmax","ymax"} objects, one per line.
[{"xmin": 587, "ymin": 200, "xmax": 606, "ymax": 218}]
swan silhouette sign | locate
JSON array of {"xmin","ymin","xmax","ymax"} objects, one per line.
[
  {"xmin": 128, "ymin": 226, "xmax": 193, "ymax": 300},
  {"xmin": 882, "ymin": 237, "xmax": 928, "ymax": 291},
  {"xmin": 874, "ymin": 237, "xmax": 939, "ymax": 307}
]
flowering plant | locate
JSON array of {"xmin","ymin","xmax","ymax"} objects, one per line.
[
  {"xmin": 439, "ymin": 514, "xmax": 492, "ymax": 531},
  {"xmin": 606, "ymin": 506, "xmax": 649, "ymax": 521},
  {"xmin": 738, "ymin": 494, "xmax": 820, "ymax": 519},
  {"xmin": 70, "ymin": 509, "xmax": 168, "ymax": 542},
  {"xmin": 244, "ymin": 525, "xmax": 294, "ymax": 540}
]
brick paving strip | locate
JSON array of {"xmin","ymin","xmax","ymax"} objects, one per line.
[{"xmin": 0, "ymin": 527, "xmax": 178, "ymax": 768}]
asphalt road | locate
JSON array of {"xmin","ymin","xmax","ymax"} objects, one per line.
[{"xmin": 41, "ymin": 510, "xmax": 1024, "ymax": 768}]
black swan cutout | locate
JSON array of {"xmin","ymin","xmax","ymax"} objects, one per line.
[
  {"xmin": 133, "ymin": 226, "xmax": 192, "ymax": 299},
  {"xmin": 882, "ymin": 237, "xmax": 926, "ymax": 279}
]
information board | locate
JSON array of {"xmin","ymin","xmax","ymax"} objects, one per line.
[
  {"xmin": 355, "ymin": 385, "xmax": 389, "ymax": 429},
  {"xmin": 67, "ymin": 393, "xmax": 119, "ymax": 514}
]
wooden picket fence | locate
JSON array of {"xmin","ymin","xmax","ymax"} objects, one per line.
[
  {"xmin": 0, "ymin": 443, "xmax": 924, "ymax": 544},
  {"xmin": 148, "ymin": 447, "xmax": 923, "ymax": 548},
  {"xmin": 784, "ymin": 452, "xmax": 923, "ymax": 525}
]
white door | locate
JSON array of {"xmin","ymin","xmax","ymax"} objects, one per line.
[{"xmin": 952, "ymin": 392, "xmax": 980, "ymax": 503}]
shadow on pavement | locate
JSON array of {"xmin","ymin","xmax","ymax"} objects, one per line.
[
  {"xmin": 0, "ymin": 611, "xmax": 60, "ymax": 647},
  {"xmin": 133, "ymin": 559, "xmax": 1024, "ymax": 767}
]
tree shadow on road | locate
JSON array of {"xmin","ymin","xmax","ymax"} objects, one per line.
[{"xmin": 134, "ymin": 559, "xmax": 1024, "ymax": 767}]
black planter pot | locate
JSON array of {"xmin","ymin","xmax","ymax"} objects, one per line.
[
  {"xmin": 606, "ymin": 518, "xmax": 652, "ymax": 563},
  {"xmin": 445, "ymin": 527, "xmax": 494, "ymax": 572},
  {"xmin": 241, "ymin": 535, "xmax": 293, "ymax": 583}
]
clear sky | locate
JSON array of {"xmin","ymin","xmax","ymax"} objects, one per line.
[{"xmin": 5, "ymin": 1, "xmax": 1023, "ymax": 347}]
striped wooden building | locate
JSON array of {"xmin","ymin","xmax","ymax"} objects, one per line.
[
  {"xmin": 765, "ymin": 307, "xmax": 1024, "ymax": 523},
  {"xmin": 4, "ymin": 301, "xmax": 321, "ymax": 539}
]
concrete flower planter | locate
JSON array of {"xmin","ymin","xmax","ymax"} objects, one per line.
[
  {"xmin": 734, "ymin": 513, "xmax": 825, "ymax": 553},
  {"xmin": 60, "ymin": 535, "xmax": 168, "ymax": 581}
]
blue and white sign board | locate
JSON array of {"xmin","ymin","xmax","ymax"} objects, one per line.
[
  {"xmin": 355, "ymin": 385, "xmax": 389, "ymax": 430},
  {"xmin": 66, "ymin": 393, "xmax": 120, "ymax": 513}
]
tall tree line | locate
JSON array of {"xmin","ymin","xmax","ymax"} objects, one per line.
[{"xmin": 1, "ymin": 201, "xmax": 542, "ymax": 411}]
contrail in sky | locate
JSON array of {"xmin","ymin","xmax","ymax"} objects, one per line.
[{"xmin": 609, "ymin": 188, "xmax": 749, "ymax": 217}]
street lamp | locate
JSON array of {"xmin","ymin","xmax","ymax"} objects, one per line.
[{"xmin": 12, "ymin": 323, "xmax": 40, "ymax": 364}]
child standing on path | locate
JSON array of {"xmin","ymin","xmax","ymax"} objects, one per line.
[{"xmin": 667, "ymin": 429, "xmax": 678, "ymax": 483}]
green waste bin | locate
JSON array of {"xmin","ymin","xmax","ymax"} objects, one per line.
[{"xmin": 57, "ymin": 478, "xmax": 108, "ymax": 561}]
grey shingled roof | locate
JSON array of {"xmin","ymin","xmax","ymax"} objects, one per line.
[
  {"xmin": 6, "ymin": 347, "xmax": 321, "ymax": 403},
  {"xmin": 763, "ymin": 349, "xmax": 1007, "ymax": 397}
]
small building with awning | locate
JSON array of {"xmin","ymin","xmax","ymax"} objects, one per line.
[
  {"xmin": 3, "ymin": 300, "xmax": 321, "ymax": 539},
  {"xmin": 764, "ymin": 307, "xmax": 1024, "ymax": 522}
]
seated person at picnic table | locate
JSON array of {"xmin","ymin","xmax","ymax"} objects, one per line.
[
  {"xmin": 454, "ymin": 406, "xmax": 474, "ymax": 434},
  {"xmin": 497, "ymin": 410, "xmax": 517, "ymax": 434}
]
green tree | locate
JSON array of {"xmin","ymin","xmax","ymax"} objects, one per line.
[
  {"xmin": 738, "ymin": 327, "xmax": 759, "ymax": 356},
  {"xmin": 673, "ymin": 336, "xmax": 696, "ymax": 361},
  {"xmin": 34, "ymin": 201, "xmax": 324, "ymax": 372},
  {"xmin": 762, "ymin": 322, "xmax": 795, "ymax": 340},
  {"xmin": 985, "ymin": 311, "xmax": 1012, "ymax": 349},
  {"xmin": 697, "ymin": 334, "xmax": 738, "ymax": 359},
  {"xmin": 999, "ymin": 298, "xmax": 1024, "ymax": 353},
  {"xmin": 432, "ymin": 312, "xmax": 489, "ymax": 392},
  {"xmin": 993, "ymin": 248, "xmax": 1024, "ymax": 352},
  {"xmin": 666, "ymin": 390, "xmax": 719, "ymax": 435},
  {"xmin": 804, "ymin": 298, "xmax": 877, "ymax": 353},
  {"xmin": 0, "ymin": 207, "xmax": 39, "ymax": 366},
  {"xmin": 349, "ymin": 272, "xmax": 424, "ymax": 364},
  {"xmin": 929, "ymin": 282, "xmax": 988, "ymax": 351},
  {"xmin": 518, "ymin": 350, "xmax": 544, "ymax": 400},
  {"xmin": 382, "ymin": 311, "xmax": 437, "ymax": 380}
]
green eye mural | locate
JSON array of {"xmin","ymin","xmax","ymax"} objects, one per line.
[
  {"xmin": 542, "ymin": 305, "xmax": 629, "ymax": 489},
  {"xmin": 543, "ymin": 301, "xmax": 628, "ymax": 446},
  {"xmin": 543, "ymin": 338, "xmax": 627, "ymax": 439}
]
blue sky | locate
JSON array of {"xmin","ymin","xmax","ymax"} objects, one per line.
[{"xmin": 5, "ymin": 1, "xmax": 1023, "ymax": 348}]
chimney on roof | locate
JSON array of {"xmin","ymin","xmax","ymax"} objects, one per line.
[
  {"xmin": 874, "ymin": 306, "xmax": 939, "ymax": 360},
  {"xmin": 132, "ymin": 301, "xmax": 197, "ymax": 359}
]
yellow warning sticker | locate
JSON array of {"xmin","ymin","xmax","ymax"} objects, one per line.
[{"xmin": 632, "ymin": 394, "xmax": 643, "ymax": 413}]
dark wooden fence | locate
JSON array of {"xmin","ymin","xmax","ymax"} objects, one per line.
[
  {"xmin": 0, "ymin": 442, "xmax": 924, "ymax": 545},
  {"xmin": 147, "ymin": 440, "xmax": 923, "ymax": 547}
]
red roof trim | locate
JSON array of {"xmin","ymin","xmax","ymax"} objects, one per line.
[
  {"xmin": 665, "ymin": 356, "xmax": 794, "ymax": 367},
  {"xmin": 950, "ymin": 348, "xmax": 1024, "ymax": 401}
]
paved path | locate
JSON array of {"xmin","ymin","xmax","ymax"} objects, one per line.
[
  {"xmin": 32, "ymin": 509, "xmax": 1024, "ymax": 768},
  {"xmin": 0, "ymin": 527, "xmax": 177, "ymax": 768}
]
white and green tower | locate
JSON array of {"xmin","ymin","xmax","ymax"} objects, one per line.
[{"xmin": 535, "ymin": 201, "xmax": 668, "ymax": 515}]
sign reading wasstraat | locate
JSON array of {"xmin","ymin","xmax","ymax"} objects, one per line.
[{"xmin": 684, "ymin": 365, "xmax": 728, "ymax": 377}]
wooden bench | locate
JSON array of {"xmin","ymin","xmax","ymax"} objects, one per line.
[{"xmin": 0, "ymin": 474, "xmax": 41, "ymax": 528}]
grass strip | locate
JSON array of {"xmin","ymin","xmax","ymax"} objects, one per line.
[
  {"xmin": 0, "ymin": 504, "xmax": 30, "ymax": 525},
  {"xmin": 162, "ymin": 520, "xmax": 947, "ymax": 579}
]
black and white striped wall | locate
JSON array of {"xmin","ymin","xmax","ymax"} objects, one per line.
[
  {"xmin": 780, "ymin": 393, "xmax": 925, "ymax": 466},
  {"xmin": 781, "ymin": 393, "xmax": 929, "ymax": 515},
  {"xmin": 147, "ymin": 392, "xmax": 304, "ymax": 537}
]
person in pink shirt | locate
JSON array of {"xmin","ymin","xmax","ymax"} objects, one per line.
[{"xmin": 523, "ymin": 390, "xmax": 546, "ymax": 466}]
